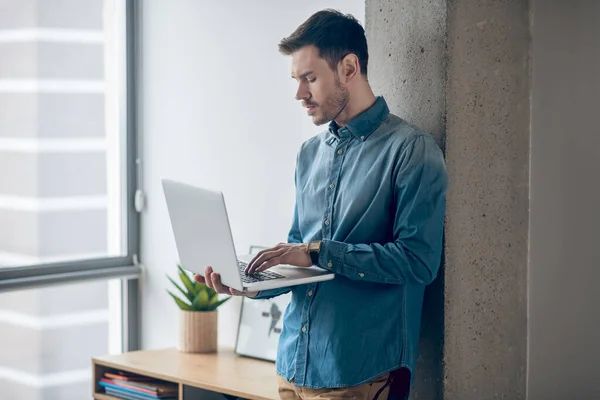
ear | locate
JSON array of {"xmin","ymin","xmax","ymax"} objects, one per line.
[{"xmin": 339, "ymin": 53, "xmax": 360, "ymax": 83}]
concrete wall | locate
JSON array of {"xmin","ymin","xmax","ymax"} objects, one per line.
[
  {"xmin": 528, "ymin": 1, "xmax": 600, "ymax": 399},
  {"xmin": 367, "ymin": 0, "xmax": 530, "ymax": 399},
  {"xmin": 443, "ymin": 1, "xmax": 531, "ymax": 399},
  {"xmin": 365, "ymin": 2, "xmax": 447, "ymax": 399},
  {"xmin": 138, "ymin": 0, "xmax": 364, "ymax": 351}
]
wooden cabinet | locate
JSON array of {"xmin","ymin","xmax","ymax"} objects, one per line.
[{"xmin": 92, "ymin": 348, "xmax": 277, "ymax": 400}]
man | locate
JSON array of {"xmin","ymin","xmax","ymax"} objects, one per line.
[{"xmin": 195, "ymin": 9, "xmax": 447, "ymax": 400}]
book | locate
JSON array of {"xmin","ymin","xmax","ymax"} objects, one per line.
[
  {"xmin": 99, "ymin": 381, "xmax": 177, "ymax": 399},
  {"xmin": 102, "ymin": 376, "xmax": 178, "ymax": 396},
  {"xmin": 101, "ymin": 378, "xmax": 159, "ymax": 396},
  {"xmin": 105, "ymin": 371, "xmax": 157, "ymax": 382},
  {"xmin": 104, "ymin": 386, "xmax": 177, "ymax": 400}
]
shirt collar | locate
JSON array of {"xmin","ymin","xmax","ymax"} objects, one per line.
[{"xmin": 326, "ymin": 96, "xmax": 390, "ymax": 144}]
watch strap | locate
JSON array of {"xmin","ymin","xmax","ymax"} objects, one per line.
[
  {"xmin": 308, "ymin": 240, "xmax": 321, "ymax": 265},
  {"xmin": 309, "ymin": 249, "xmax": 320, "ymax": 265}
]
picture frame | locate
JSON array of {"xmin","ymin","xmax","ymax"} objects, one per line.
[{"xmin": 234, "ymin": 245, "xmax": 292, "ymax": 362}]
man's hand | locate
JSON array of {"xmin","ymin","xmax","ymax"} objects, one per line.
[
  {"xmin": 194, "ymin": 266, "xmax": 258, "ymax": 298},
  {"xmin": 245, "ymin": 243, "xmax": 312, "ymax": 275}
]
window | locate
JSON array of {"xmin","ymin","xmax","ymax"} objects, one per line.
[
  {"xmin": 0, "ymin": 0, "xmax": 135, "ymax": 269},
  {"xmin": 0, "ymin": 279, "xmax": 122, "ymax": 399},
  {"xmin": 0, "ymin": 0, "xmax": 140, "ymax": 398}
]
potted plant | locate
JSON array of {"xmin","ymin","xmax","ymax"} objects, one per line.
[{"xmin": 167, "ymin": 265, "xmax": 230, "ymax": 353}]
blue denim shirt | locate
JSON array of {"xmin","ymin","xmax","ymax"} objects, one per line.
[{"xmin": 254, "ymin": 97, "xmax": 448, "ymax": 389}]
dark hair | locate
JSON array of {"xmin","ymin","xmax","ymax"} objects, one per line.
[{"xmin": 279, "ymin": 9, "xmax": 368, "ymax": 76}]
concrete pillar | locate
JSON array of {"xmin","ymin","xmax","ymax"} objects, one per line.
[
  {"xmin": 444, "ymin": 1, "xmax": 530, "ymax": 398},
  {"xmin": 366, "ymin": 2, "xmax": 447, "ymax": 399},
  {"xmin": 366, "ymin": 1, "xmax": 530, "ymax": 399},
  {"xmin": 366, "ymin": 1, "xmax": 447, "ymax": 145}
]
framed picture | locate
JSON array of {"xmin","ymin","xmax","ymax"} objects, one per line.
[{"xmin": 234, "ymin": 245, "xmax": 292, "ymax": 362}]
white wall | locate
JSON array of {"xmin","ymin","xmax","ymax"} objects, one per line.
[
  {"xmin": 139, "ymin": 1, "xmax": 364, "ymax": 350},
  {"xmin": 528, "ymin": 1, "xmax": 600, "ymax": 399}
]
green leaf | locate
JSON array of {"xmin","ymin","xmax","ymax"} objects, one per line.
[
  {"xmin": 207, "ymin": 286, "xmax": 218, "ymax": 300},
  {"xmin": 208, "ymin": 293, "xmax": 220, "ymax": 306},
  {"xmin": 206, "ymin": 296, "xmax": 231, "ymax": 311},
  {"xmin": 193, "ymin": 280, "xmax": 213, "ymax": 296},
  {"xmin": 167, "ymin": 275, "xmax": 194, "ymax": 302},
  {"xmin": 167, "ymin": 291, "xmax": 192, "ymax": 311},
  {"xmin": 192, "ymin": 290, "xmax": 210, "ymax": 311},
  {"xmin": 178, "ymin": 268, "xmax": 198, "ymax": 298}
]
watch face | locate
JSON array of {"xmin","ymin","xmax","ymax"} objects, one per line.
[{"xmin": 309, "ymin": 241, "xmax": 320, "ymax": 252}]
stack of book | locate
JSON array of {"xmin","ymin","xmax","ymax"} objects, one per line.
[{"xmin": 98, "ymin": 371, "xmax": 178, "ymax": 400}]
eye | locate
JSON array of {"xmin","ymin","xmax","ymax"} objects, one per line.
[{"xmin": 308, "ymin": 77, "xmax": 316, "ymax": 83}]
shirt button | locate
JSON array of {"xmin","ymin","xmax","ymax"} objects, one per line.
[
  {"xmin": 302, "ymin": 326, "xmax": 307, "ymax": 333},
  {"xmin": 329, "ymin": 183, "xmax": 335, "ymax": 189},
  {"xmin": 308, "ymin": 290, "xmax": 313, "ymax": 297},
  {"xmin": 337, "ymin": 149, "xmax": 343, "ymax": 155},
  {"xmin": 359, "ymin": 273, "xmax": 365, "ymax": 278},
  {"xmin": 327, "ymin": 261, "xmax": 333, "ymax": 268},
  {"xmin": 360, "ymin": 135, "xmax": 365, "ymax": 141},
  {"xmin": 324, "ymin": 219, "xmax": 330, "ymax": 226}
]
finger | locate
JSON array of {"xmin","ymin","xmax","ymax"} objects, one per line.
[
  {"xmin": 246, "ymin": 251, "xmax": 272, "ymax": 274},
  {"xmin": 246, "ymin": 242, "xmax": 288, "ymax": 273},
  {"xmin": 193, "ymin": 274, "xmax": 206, "ymax": 283},
  {"xmin": 204, "ymin": 266, "xmax": 214, "ymax": 289},
  {"xmin": 211, "ymin": 273, "xmax": 230, "ymax": 294},
  {"xmin": 256, "ymin": 256, "xmax": 282, "ymax": 273},
  {"xmin": 247, "ymin": 248, "xmax": 287, "ymax": 274},
  {"xmin": 246, "ymin": 247, "xmax": 273, "ymax": 272}
]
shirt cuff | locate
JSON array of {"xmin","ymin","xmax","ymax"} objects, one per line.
[{"xmin": 318, "ymin": 239, "xmax": 347, "ymax": 273}]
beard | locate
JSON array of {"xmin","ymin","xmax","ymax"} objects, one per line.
[{"xmin": 312, "ymin": 78, "xmax": 349, "ymax": 126}]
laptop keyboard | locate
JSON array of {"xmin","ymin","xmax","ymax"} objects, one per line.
[{"xmin": 238, "ymin": 260, "xmax": 285, "ymax": 284}]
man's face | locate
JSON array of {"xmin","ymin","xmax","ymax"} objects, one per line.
[{"xmin": 291, "ymin": 45, "xmax": 349, "ymax": 126}]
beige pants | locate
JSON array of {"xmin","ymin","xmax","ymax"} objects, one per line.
[{"xmin": 277, "ymin": 373, "xmax": 390, "ymax": 400}]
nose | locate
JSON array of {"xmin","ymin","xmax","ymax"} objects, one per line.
[{"xmin": 295, "ymin": 82, "xmax": 309, "ymax": 101}]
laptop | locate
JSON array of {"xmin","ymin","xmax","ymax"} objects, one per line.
[{"xmin": 162, "ymin": 179, "xmax": 334, "ymax": 293}]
